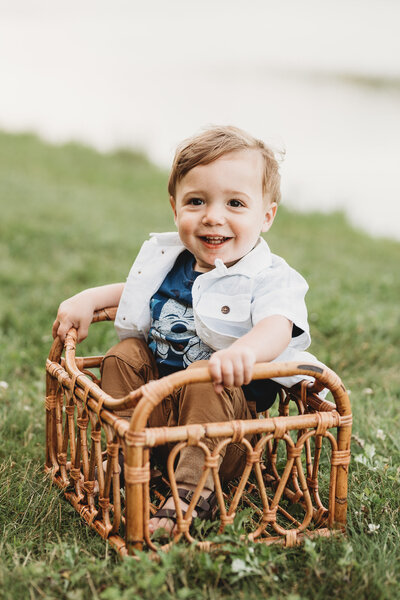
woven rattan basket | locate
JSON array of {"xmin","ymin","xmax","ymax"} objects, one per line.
[{"xmin": 45, "ymin": 307, "xmax": 352, "ymax": 557}]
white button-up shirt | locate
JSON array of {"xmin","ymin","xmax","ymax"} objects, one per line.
[{"xmin": 115, "ymin": 232, "xmax": 321, "ymax": 387}]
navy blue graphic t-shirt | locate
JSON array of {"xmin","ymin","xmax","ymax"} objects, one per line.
[
  {"xmin": 148, "ymin": 250, "xmax": 212, "ymax": 377},
  {"xmin": 148, "ymin": 250, "xmax": 280, "ymax": 411}
]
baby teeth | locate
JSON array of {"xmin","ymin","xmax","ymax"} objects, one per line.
[{"xmin": 204, "ymin": 236, "xmax": 226, "ymax": 244}]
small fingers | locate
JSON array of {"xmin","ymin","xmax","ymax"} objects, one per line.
[
  {"xmin": 230, "ymin": 348, "xmax": 256, "ymax": 386},
  {"xmin": 242, "ymin": 352, "xmax": 256, "ymax": 385},
  {"xmin": 56, "ymin": 317, "xmax": 77, "ymax": 343},
  {"xmin": 209, "ymin": 348, "xmax": 256, "ymax": 391},
  {"xmin": 209, "ymin": 355, "xmax": 222, "ymax": 385},
  {"xmin": 209, "ymin": 354, "xmax": 238, "ymax": 389},
  {"xmin": 220, "ymin": 359, "xmax": 235, "ymax": 388},
  {"xmin": 216, "ymin": 353, "xmax": 249, "ymax": 388},
  {"xmin": 77, "ymin": 324, "xmax": 89, "ymax": 344}
]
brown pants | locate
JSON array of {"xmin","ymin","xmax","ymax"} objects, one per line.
[{"xmin": 100, "ymin": 338, "xmax": 253, "ymax": 490}]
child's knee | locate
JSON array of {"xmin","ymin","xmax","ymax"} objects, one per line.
[
  {"xmin": 103, "ymin": 337, "xmax": 150, "ymax": 365},
  {"xmin": 101, "ymin": 338, "xmax": 157, "ymax": 398}
]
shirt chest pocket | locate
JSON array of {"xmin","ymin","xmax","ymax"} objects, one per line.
[{"xmin": 196, "ymin": 292, "xmax": 252, "ymax": 327}]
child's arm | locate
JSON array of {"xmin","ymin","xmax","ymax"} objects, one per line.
[
  {"xmin": 208, "ymin": 315, "xmax": 292, "ymax": 394},
  {"xmin": 52, "ymin": 283, "xmax": 125, "ymax": 343}
]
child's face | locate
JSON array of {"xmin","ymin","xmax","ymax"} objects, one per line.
[{"xmin": 170, "ymin": 149, "xmax": 277, "ymax": 272}]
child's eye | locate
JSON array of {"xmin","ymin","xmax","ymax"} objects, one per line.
[
  {"xmin": 188, "ymin": 198, "xmax": 204, "ymax": 206},
  {"xmin": 228, "ymin": 199, "xmax": 244, "ymax": 208}
]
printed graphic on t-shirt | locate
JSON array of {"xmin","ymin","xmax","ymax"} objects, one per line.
[
  {"xmin": 149, "ymin": 297, "xmax": 212, "ymax": 370},
  {"xmin": 147, "ymin": 248, "xmax": 279, "ymax": 410}
]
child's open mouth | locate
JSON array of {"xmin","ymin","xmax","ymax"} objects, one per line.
[{"xmin": 199, "ymin": 236, "xmax": 231, "ymax": 246}]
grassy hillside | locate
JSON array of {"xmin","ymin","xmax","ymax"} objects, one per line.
[{"xmin": 0, "ymin": 131, "xmax": 399, "ymax": 599}]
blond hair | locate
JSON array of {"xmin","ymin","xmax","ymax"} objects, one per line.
[{"xmin": 168, "ymin": 125, "xmax": 282, "ymax": 205}]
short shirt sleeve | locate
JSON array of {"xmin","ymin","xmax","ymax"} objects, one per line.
[{"xmin": 251, "ymin": 255, "xmax": 311, "ymax": 350}]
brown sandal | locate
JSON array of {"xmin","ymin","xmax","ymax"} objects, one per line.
[{"xmin": 154, "ymin": 487, "xmax": 217, "ymax": 523}]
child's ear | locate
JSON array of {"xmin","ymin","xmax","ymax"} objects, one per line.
[
  {"xmin": 170, "ymin": 196, "xmax": 178, "ymax": 224},
  {"xmin": 261, "ymin": 202, "xmax": 278, "ymax": 233}
]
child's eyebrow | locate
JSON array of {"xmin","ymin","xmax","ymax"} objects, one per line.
[
  {"xmin": 181, "ymin": 189, "xmax": 205, "ymax": 197},
  {"xmin": 181, "ymin": 189, "xmax": 251, "ymax": 199},
  {"xmin": 224, "ymin": 190, "xmax": 250, "ymax": 198}
]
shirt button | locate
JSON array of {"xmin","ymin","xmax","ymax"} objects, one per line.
[{"xmin": 221, "ymin": 305, "xmax": 230, "ymax": 314}]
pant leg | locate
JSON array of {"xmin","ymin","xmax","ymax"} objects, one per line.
[
  {"xmin": 101, "ymin": 347, "xmax": 254, "ymax": 490},
  {"xmin": 164, "ymin": 361, "xmax": 253, "ymax": 490},
  {"xmin": 100, "ymin": 337, "xmax": 158, "ymax": 417},
  {"xmin": 100, "ymin": 338, "xmax": 165, "ymax": 487}
]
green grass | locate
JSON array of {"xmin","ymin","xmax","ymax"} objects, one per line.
[{"xmin": 1, "ymin": 130, "xmax": 399, "ymax": 599}]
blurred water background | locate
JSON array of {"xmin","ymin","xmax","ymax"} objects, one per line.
[{"xmin": 1, "ymin": 0, "xmax": 399, "ymax": 239}]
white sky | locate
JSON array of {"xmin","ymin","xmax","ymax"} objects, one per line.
[
  {"xmin": 1, "ymin": 0, "xmax": 400, "ymax": 75},
  {"xmin": 1, "ymin": 0, "xmax": 400, "ymax": 239}
]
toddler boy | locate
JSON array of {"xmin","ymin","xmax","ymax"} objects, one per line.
[{"xmin": 53, "ymin": 126, "xmax": 317, "ymax": 534}]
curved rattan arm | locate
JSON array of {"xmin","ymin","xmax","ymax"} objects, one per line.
[
  {"xmin": 128, "ymin": 362, "xmax": 351, "ymax": 434},
  {"xmin": 92, "ymin": 306, "xmax": 118, "ymax": 323},
  {"xmin": 48, "ymin": 306, "xmax": 117, "ymax": 363},
  {"xmin": 60, "ymin": 328, "xmax": 142, "ymax": 412},
  {"xmin": 47, "ymin": 307, "xmax": 140, "ymax": 414}
]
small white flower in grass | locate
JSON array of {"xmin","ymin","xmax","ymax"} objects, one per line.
[
  {"xmin": 0, "ymin": 381, "xmax": 9, "ymax": 390},
  {"xmin": 363, "ymin": 387, "xmax": 374, "ymax": 396},
  {"xmin": 368, "ymin": 523, "xmax": 380, "ymax": 533},
  {"xmin": 376, "ymin": 429, "xmax": 386, "ymax": 441}
]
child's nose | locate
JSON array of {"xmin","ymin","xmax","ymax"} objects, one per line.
[{"xmin": 202, "ymin": 205, "xmax": 226, "ymax": 226}]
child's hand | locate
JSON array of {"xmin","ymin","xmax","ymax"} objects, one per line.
[
  {"xmin": 208, "ymin": 315, "xmax": 293, "ymax": 393},
  {"xmin": 52, "ymin": 283, "xmax": 125, "ymax": 344},
  {"xmin": 52, "ymin": 295, "xmax": 95, "ymax": 344},
  {"xmin": 208, "ymin": 345, "xmax": 256, "ymax": 394}
]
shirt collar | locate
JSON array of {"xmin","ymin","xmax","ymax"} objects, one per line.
[
  {"xmin": 150, "ymin": 231, "xmax": 184, "ymax": 246},
  {"xmin": 150, "ymin": 232, "xmax": 272, "ymax": 277},
  {"xmin": 202, "ymin": 237, "xmax": 272, "ymax": 280}
]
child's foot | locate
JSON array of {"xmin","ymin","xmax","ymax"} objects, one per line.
[{"xmin": 149, "ymin": 483, "xmax": 216, "ymax": 536}]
